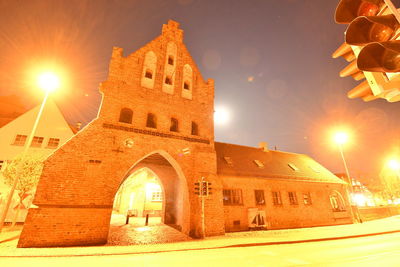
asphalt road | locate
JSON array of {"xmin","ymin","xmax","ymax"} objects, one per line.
[{"xmin": 2, "ymin": 232, "xmax": 400, "ymax": 266}]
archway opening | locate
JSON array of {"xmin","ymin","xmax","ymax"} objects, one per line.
[
  {"xmin": 111, "ymin": 168, "xmax": 164, "ymax": 227},
  {"xmin": 107, "ymin": 152, "xmax": 191, "ymax": 245}
]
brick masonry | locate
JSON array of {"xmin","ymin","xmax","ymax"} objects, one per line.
[{"xmin": 18, "ymin": 20, "xmax": 352, "ymax": 248}]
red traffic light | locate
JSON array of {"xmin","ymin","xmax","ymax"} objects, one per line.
[
  {"xmin": 335, "ymin": 0, "xmax": 384, "ymax": 24},
  {"xmin": 358, "ymin": 40, "xmax": 400, "ymax": 72},
  {"xmin": 345, "ymin": 14, "xmax": 399, "ymax": 45}
]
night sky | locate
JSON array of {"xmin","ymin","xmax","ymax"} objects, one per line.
[{"xmin": 0, "ymin": 0, "xmax": 399, "ymax": 186}]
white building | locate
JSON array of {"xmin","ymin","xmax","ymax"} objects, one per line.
[{"xmin": 0, "ymin": 99, "xmax": 76, "ymax": 223}]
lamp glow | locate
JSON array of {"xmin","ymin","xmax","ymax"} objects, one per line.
[
  {"xmin": 334, "ymin": 132, "xmax": 349, "ymax": 145},
  {"xmin": 38, "ymin": 72, "xmax": 60, "ymax": 92},
  {"xmin": 388, "ymin": 158, "xmax": 400, "ymax": 171}
]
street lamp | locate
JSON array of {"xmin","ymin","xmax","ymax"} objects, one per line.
[
  {"xmin": 0, "ymin": 72, "xmax": 59, "ymax": 233},
  {"xmin": 333, "ymin": 131, "xmax": 359, "ymax": 222}
]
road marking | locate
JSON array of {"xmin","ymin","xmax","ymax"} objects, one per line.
[{"xmin": 286, "ymin": 258, "xmax": 310, "ymax": 265}]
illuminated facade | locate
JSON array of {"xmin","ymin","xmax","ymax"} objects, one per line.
[{"xmin": 18, "ymin": 21, "xmax": 352, "ymax": 247}]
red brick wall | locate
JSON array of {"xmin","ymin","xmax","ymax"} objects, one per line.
[
  {"xmin": 221, "ymin": 175, "xmax": 353, "ymax": 232},
  {"xmin": 18, "ymin": 20, "xmax": 224, "ymax": 247}
]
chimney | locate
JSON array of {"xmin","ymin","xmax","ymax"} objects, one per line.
[
  {"xmin": 258, "ymin": 142, "xmax": 269, "ymax": 152},
  {"xmin": 76, "ymin": 122, "xmax": 82, "ymax": 131}
]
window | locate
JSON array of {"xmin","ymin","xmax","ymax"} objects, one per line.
[
  {"xmin": 151, "ymin": 190, "xmax": 162, "ymax": 202},
  {"xmin": 13, "ymin": 135, "xmax": 27, "ymax": 146},
  {"xmin": 254, "ymin": 160, "xmax": 264, "ymax": 168},
  {"xmin": 170, "ymin": 118, "xmax": 179, "ymax": 132},
  {"xmin": 119, "ymin": 108, "xmax": 133, "ymax": 124},
  {"xmin": 288, "ymin": 192, "xmax": 298, "ymax": 205},
  {"xmin": 165, "ymin": 76, "xmax": 173, "ymax": 85},
  {"xmin": 47, "ymin": 138, "xmax": 60, "ymax": 148},
  {"xmin": 31, "ymin": 136, "xmax": 44, "ymax": 147},
  {"xmin": 272, "ymin": 191, "xmax": 282, "ymax": 205},
  {"xmin": 303, "ymin": 192, "xmax": 312, "ymax": 205},
  {"xmin": 168, "ymin": 56, "xmax": 174, "ymax": 65},
  {"xmin": 146, "ymin": 113, "xmax": 157, "ymax": 128},
  {"xmin": 288, "ymin": 163, "xmax": 299, "ymax": 171},
  {"xmin": 183, "ymin": 81, "xmax": 190, "ymax": 90},
  {"xmin": 145, "ymin": 70, "xmax": 153, "ymax": 79},
  {"xmin": 255, "ymin": 190, "xmax": 265, "ymax": 205},
  {"xmin": 330, "ymin": 191, "xmax": 346, "ymax": 212},
  {"xmin": 224, "ymin": 156, "xmax": 233, "ymax": 165},
  {"xmin": 191, "ymin": 121, "xmax": 199, "ymax": 135},
  {"xmin": 0, "ymin": 160, "xmax": 4, "ymax": 171},
  {"xmin": 223, "ymin": 189, "xmax": 243, "ymax": 205}
]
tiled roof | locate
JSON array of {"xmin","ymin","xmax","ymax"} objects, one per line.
[{"xmin": 215, "ymin": 142, "xmax": 346, "ymax": 184}]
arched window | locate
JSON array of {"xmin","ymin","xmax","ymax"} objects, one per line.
[
  {"xmin": 191, "ymin": 121, "xmax": 199, "ymax": 135},
  {"xmin": 330, "ymin": 191, "xmax": 346, "ymax": 212},
  {"xmin": 182, "ymin": 64, "xmax": 193, "ymax": 99},
  {"xmin": 146, "ymin": 113, "xmax": 157, "ymax": 128},
  {"xmin": 170, "ymin": 118, "xmax": 179, "ymax": 132},
  {"xmin": 119, "ymin": 108, "xmax": 133, "ymax": 124},
  {"xmin": 162, "ymin": 42, "xmax": 177, "ymax": 94},
  {"xmin": 141, "ymin": 51, "xmax": 157, "ymax": 89}
]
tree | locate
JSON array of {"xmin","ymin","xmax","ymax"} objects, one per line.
[
  {"xmin": 2, "ymin": 153, "xmax": 44, "ymax": 226},
  {"xmin": 379, "ymin": 167, "xmax": 400, "ymax": 204}
]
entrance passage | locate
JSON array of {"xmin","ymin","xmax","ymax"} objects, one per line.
[{"xmin": 108, "ymin": 167, "xmax": 191, "ymax": 245}]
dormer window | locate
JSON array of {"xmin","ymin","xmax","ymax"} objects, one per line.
[
  {"xmin": 145, "ymin": 70, "xmax": 153, "ymax": 79},
  {"xmin": 288, "ymin": 163, "xmax": 299, "ymax": 171},
  {"xmin": 168, "ymin": 56, "xmax": 174, "ymax": 65},
  {"xmin": 224, "ymin": 156, "xmax": 233, "ymax": 165},
  {"xmin": 254, "ymin": 160, "xmax": 264, "ymax": 168},
  {"xmin": 165, "ymin": 76, "xmax": 173, "ymax": 85},
  {"xmin": 183, "ymin": 81, "xmax": 190, "ymax": 90}
]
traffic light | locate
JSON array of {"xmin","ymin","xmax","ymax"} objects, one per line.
[
  {"xmin": 207, "ymin": 182, "xmax": 212, "ymax": 195},
  {"xmin": 333, "ymin": 0, "xmax": 400, "ymax": 102},
  {"xmin": 201, "ymin": 181, "xmax": 208, "ymax": 196},
  {"xmin": 194, "ymin": 182, "xmax": 200, "ymax": 195}
]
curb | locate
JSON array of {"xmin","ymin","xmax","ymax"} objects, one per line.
[{"xmin": 1, "ymin": 229, "xmax": 400, "ymax": 258}]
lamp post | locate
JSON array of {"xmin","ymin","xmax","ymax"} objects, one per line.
[
  {"xmin": 0, "ymin": 72, "xmax": 59, "ymax": 233},
  {"xmin": 333, "ymin": 131, "xmax": 359, "ymax": 222}
]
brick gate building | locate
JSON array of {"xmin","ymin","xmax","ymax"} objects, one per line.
[{"xmin": 18, "ymin": 21, "xmax": 352, "ymax": 248}]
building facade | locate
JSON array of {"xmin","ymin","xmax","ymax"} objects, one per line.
[
  {"xmin": 0, "ymin": 99, "xmax": 75, "ymax": 223},
  {"xmin": 18, "ymin": 21, "xmax": 352, "ymax": 248}
]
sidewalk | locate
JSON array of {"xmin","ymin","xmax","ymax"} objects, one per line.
[{"xmin": 1, "ymin": 215, "xmax": 400, "ymax": 257}]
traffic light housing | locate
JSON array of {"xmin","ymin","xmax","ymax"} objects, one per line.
[
  {"xmin": 194, "ymin": 182, "xmax": 200, "ymax": 195},
  {"xmin": 333, "ymin": 0, "xmax": 400, "ymax": 102}
]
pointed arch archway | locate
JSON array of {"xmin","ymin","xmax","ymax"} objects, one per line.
[{"xmin": 112, "ymin": 150, "xmax": 190, "ymax": 234}]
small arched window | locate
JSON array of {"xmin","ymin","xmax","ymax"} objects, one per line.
[
  {"xmin": 145, "ymin": 70, "xmax": 153, "ymax": 79},
  {"xmin": 330, "ymin": 191, "xmax": 346, "ymax": 212},
  {"xmin": 191, "ymin": 121, "xmax": 199, "ymax": 135},
  {"xmin": 119, "ymin": 108, "xmax": 133, "ymax": 124},
  {"xmin": 168, "ymin": 56, "xmax": 174, "ymax": 65},
  {"xmin": 170, "ymin": 118, "xmax": 179, "ymax": 132},
  {"xmin": 146, "ymin": 113, "xmax": 157, "ymax": 128},
  {"xmin": 183, "ymin": 81, "xmax": 190, "ymax": 90},
  {"xmin": 165, "ymin": 76, "xmax": 173, "ymax": 85}
]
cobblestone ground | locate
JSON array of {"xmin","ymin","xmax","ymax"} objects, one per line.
[
  {"xmin": 0, "ymin": 214, "xmax": 192, "ymax": 248},
  {"xmin": 107, "ymin": 213, "xmax": 192, "ymax": 246}
]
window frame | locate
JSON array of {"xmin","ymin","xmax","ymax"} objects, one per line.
[
  {"xmin": 303, "ymin": 192, "xmax": 312, "ymax": 205},
  {"xmin": 13, "ymin": 134, "xmax": 27, "ymax": 146},
  {"xmin": 254, "ymin": 190, "xmax": 266, "ymax": 205},
  {"xmin": 47, "ymin": 138, "xmax": 60, "ymax": 149},
  {"xmin": 119, "ymin": 108, "xmax": 133, "ymax": 124},
  {"xmin": 170, "ymin": 118, "xmax": 179, "ymax": 132},
  {"xmin": 30, "ymin": 136, "xmax": 44, "ymax": 147},
  {"xmin": 288, "ymin": 191, "xmax": 298, "ymax": 205},
  {"xmin": 191, "ymin": 121, "xmax": 199, "ymax": 136},
  {"xmin": 146, "ymin": 113, "xmax": 157, "ymax": 128},
  {"xmin": 223, "ymin": 189, "xmax": 243, "ymax": 206},
  {"xmin": 272, "ymin": 191, "xmax": 282, "ymax": 206}
]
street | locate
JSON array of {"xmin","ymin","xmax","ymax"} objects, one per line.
[{"xmin": 1, "ymin": 232, "xmax": 400, "ymax": 266}]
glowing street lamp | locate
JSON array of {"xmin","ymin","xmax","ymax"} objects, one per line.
[
  {"xmin": 332, "ymin": 130, "xmax": 360, "ymax": 221},
  {"xmin": 0, "ymin": 71, "xmax": 60, "ymax": 233},
  {"xmin": 388, "ymin": 158, "xmax": 400, "ymax": 172}
]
